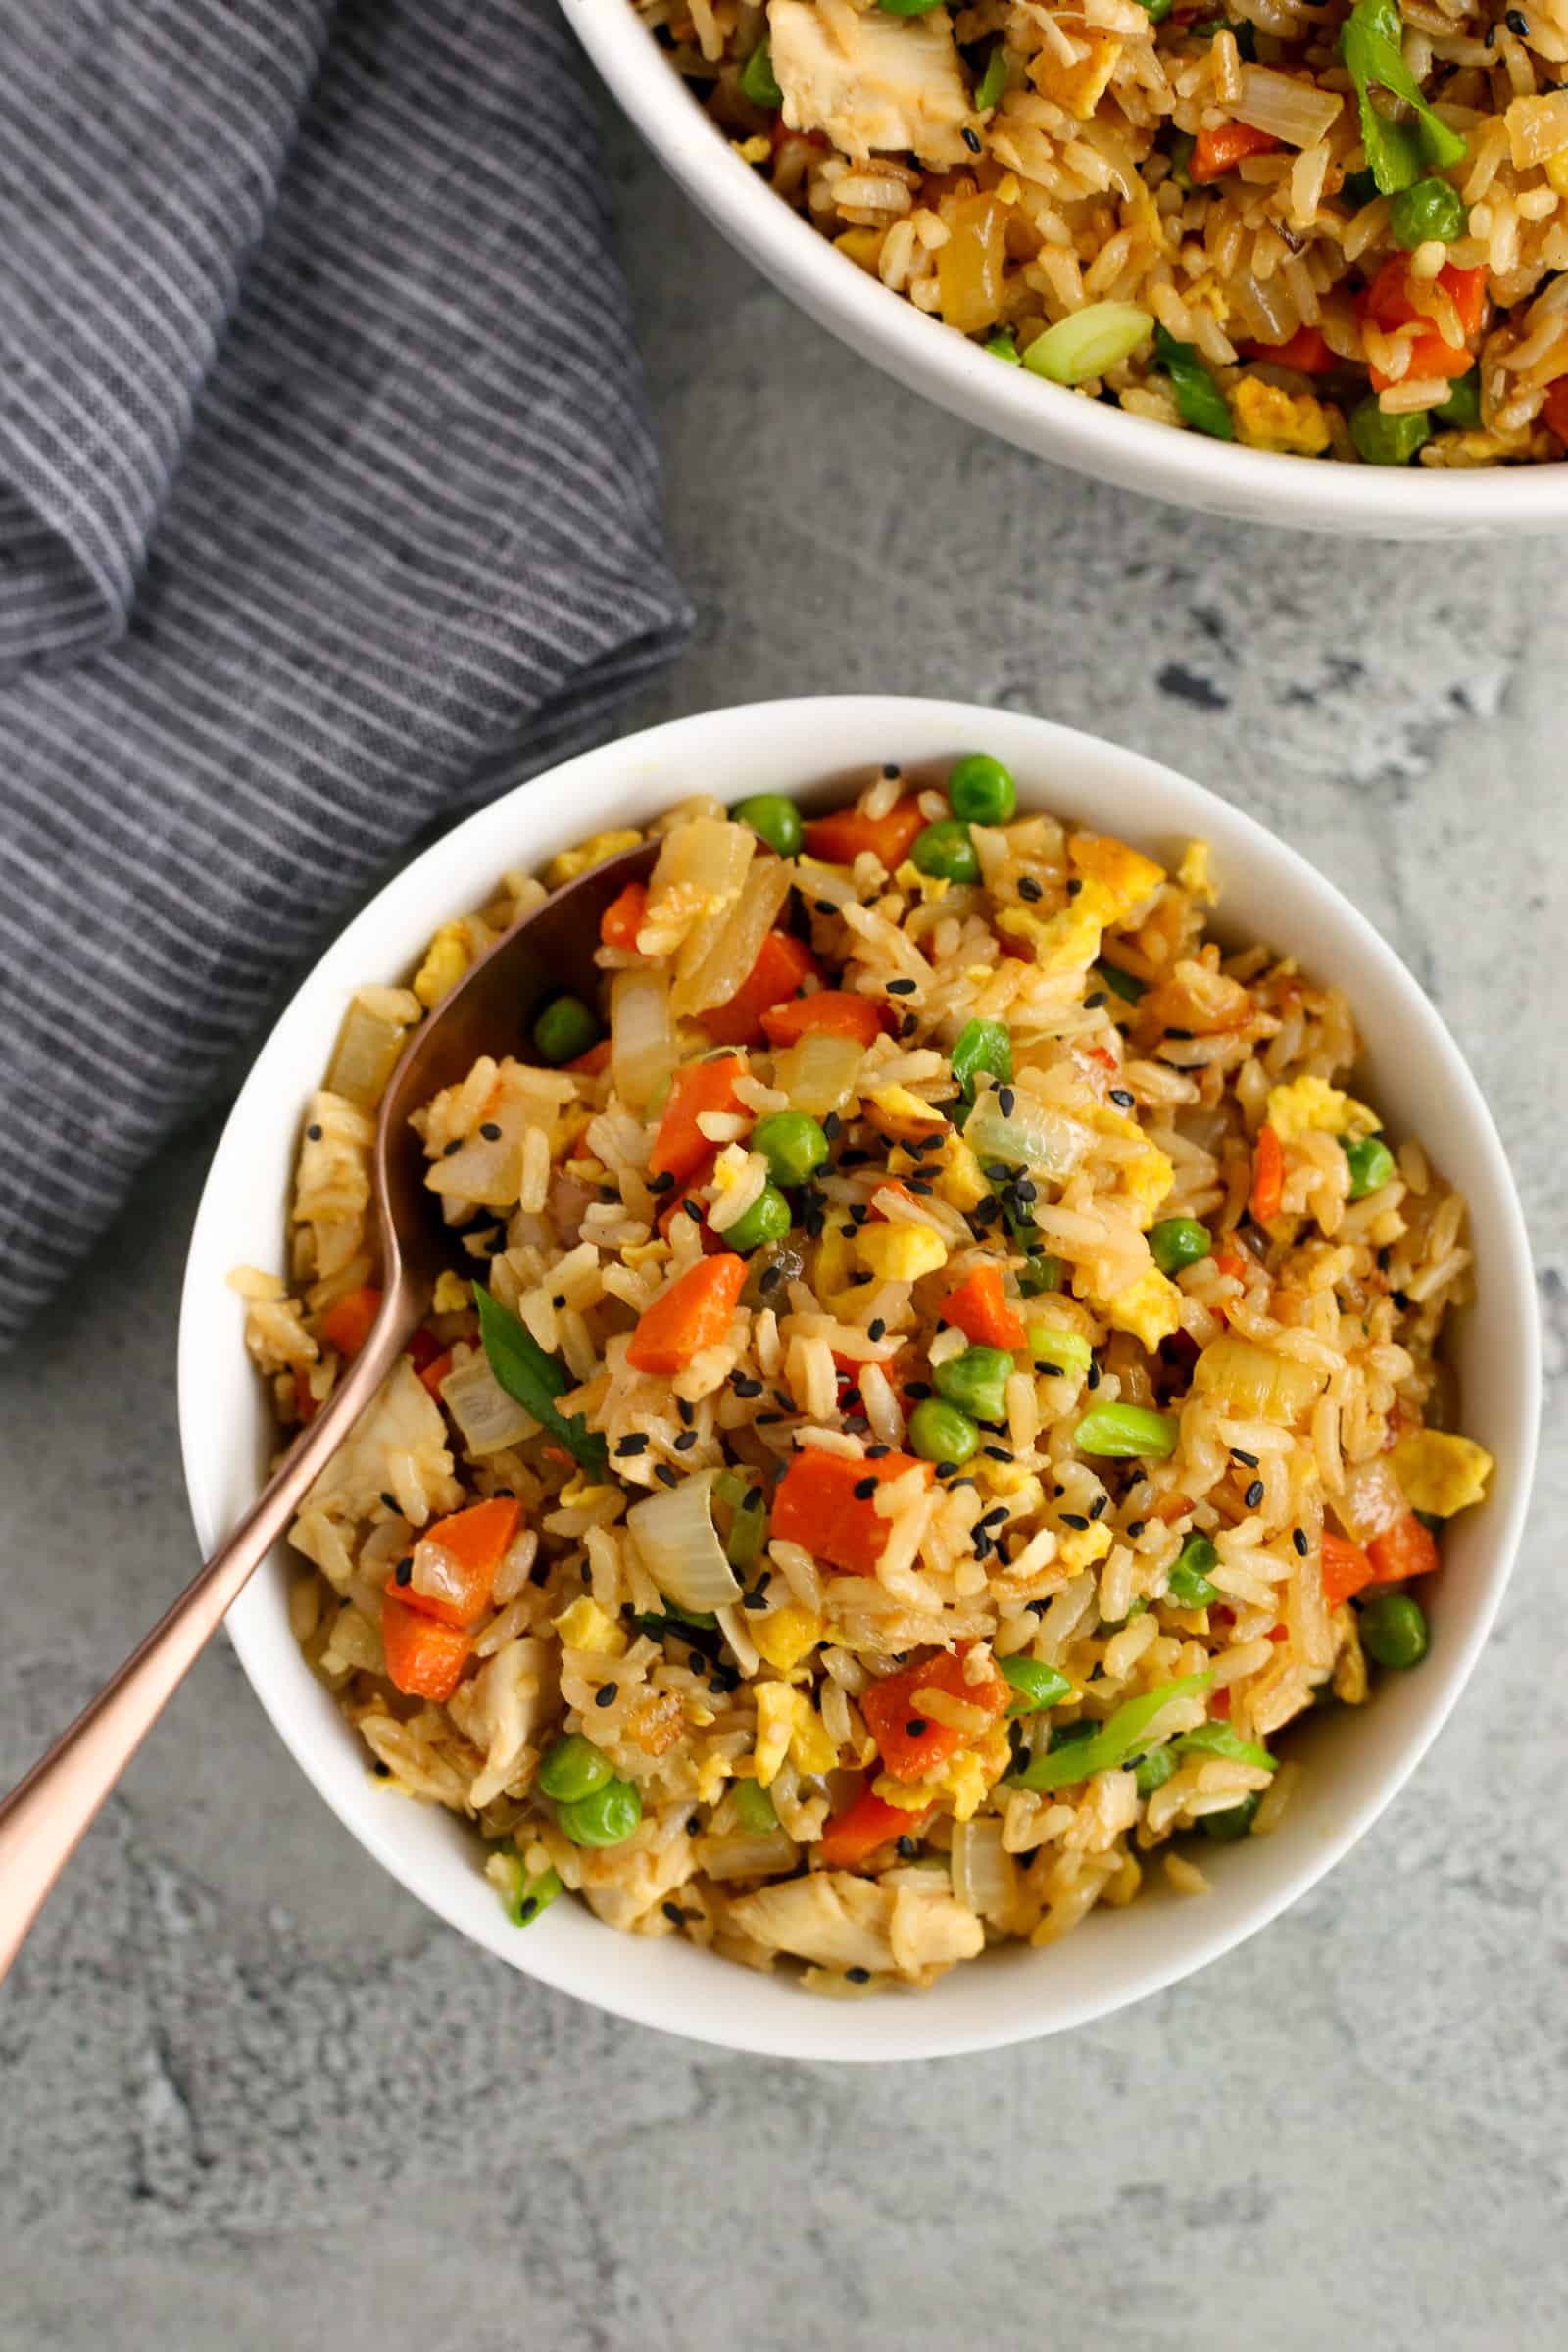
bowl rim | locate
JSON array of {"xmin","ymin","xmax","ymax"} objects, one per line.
[
  {"xmin": 560, "ymin": 0, "xmax": 1568, "ymax": 538},
  {"xmin": 178, "ymin": 694, "xmax": 1540, "ymax": 2060}
]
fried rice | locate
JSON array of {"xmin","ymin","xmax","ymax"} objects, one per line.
[
  {"xmin": 635, "ymin": 0, "xmax": 1568, "ymax": 467},
  {"xmin": 233, "ymin": 754, "xmax": 1494, "ymax": 1993}
]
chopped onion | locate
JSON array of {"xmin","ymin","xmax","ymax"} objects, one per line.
[
  {"xmin": 698, "ymin": 1828, "xmax": 799, "ymax": 1881},
  {"xmin": 627, "ymin": 1469, "xmax": 743, "ymax": 1615},
  {"xmin": 438, "ymin": 1353, "xmax": 539, "ymax": 1453},
  {"xmin": 675, "ymin": 853, "xmax": 794, "ymax": 1020},
  {"xmin": 964, "ymin": 1089, "xmax": 1091, "ymax": 1181},
  {"xmin": 1222, "ymin": 265, "xmax": 1299, "ymax": 347},
  {"xmin": 1023, "ymin": 302, "xmax": 1154, "ymax": 386},
  {"xmin": 1193, "ymin": 1334, "xmax": 1326, "ymax": 1421},
  {"xmin": 773, "ymin": 1029, "xmax": 866, "ymax": 1120},
  {"xmin": 647, "ymin": 817, "xmax": 754, "ymax": 1009},
  {"xmin": 950, "ymin": 1817, "xmax": 1018, "ymax": 1924},
  {"xmin": 1336, "ymin": 1457, "xmax": 1410, "ymax": 1548},
  {"xmin": 425, "ymin": 1124, "xmax": 524, "ymax": 1208},
  {"xmin": 325, "ymin": 993, "xmax": 416, "ymax": 1110},
  {"xmin": 611, "ymin": 965, "xmax": 676, "ymax": 1112},
  {"xmin": 1233, "ymin": 65, "xmax": 1342, "ymax": 150}
]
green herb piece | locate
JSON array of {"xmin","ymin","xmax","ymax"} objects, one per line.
[
  {"xmin": 1152, "ymin": 322, "xmax": 1235, "ymax": 440},
  {"xmin": 475, "ymin": 1281, "xmax": 608, "ymax": 1474}
]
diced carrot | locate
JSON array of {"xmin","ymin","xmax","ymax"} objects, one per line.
[
  {"xmin": 566, "ymin": 1038, "xmax": 612, "ymax": 1077},
  {"xmin": 381, "ymin": 1592, "xmax": 471, "ymax": 1701},
  {"xmin": 1191, "ymin": 122, "xmax": 1280, "ymax": 183},
  {"xmin": 1369, "ymin": 332, "xmax": 1473, "ymax": 393},
  {"xmin": 816, "ymin": 1786, "xmax": 934, "ymax": 1869},
  {"xmin": 1360, "ymin": 258, "xmax": 1485, "ymax": 389},
  {"xmin": 859, "ymin": 1642, "xmax": 1010, "ymax": 1782},
  {"xmin": 1367, "ymin": 1510, "xmax": 1441, "ymax": 1587},
  {"xmin": 1544, "ymin": 379, "xmax": 1568, "ymax": 444},
  {"xmin": 760, "ymin": 990, "xmax": 886, "ymax": 1050},
  {"xmin": 649, "ymin": 1054, "xmax": 747, "ymax": 1188},
  {"xmin": 1210, "ymin": 1686, "xmax": 1233, "ymax": 1720},
  {"xmin": 941, "ymin": 1263, "xmax": 1027, "ymax": 1350},
  {"xmin": 1267, "ymin": 1623, "xmax": 1289, "ymax": 1642},
  {"xmin": 770, "ymin": 1447, "xmax": 930, "ymax": 1579},
  {"xmin": 1249, "ymin": 1124, "xmax": 1284, "ymax": 1224},
  {"xmin": 418, "ymin": 1348, "xmax": 454, "ymax": 1399},
  {"xmin": 699, "ymin": 929, "xmax": 820, "ymax": 1047},
  {"xmin": 803, "ymin": 798, "xmax": 925, "ymax": 871},
  {"xmin": 389, "ymin": 1496, "xmax": 523, "ymax": 1628},
  {"xmin": 407, "ymin": 1327, "xmax": 444, "ymax": 1373},
  {"xmin": 626, "ymin": 1254, "xmax": 748, "ymax": 1375},
  {"xmin": 1244, "ymin": 325, "xmax": 1335, "ymax": 373},
  {"xmin": 600, "ymin": 880, "xmax": 648, "ymax": 952},
  {"xmin": 320, "ymin": 1285, "xmax": 381, "ymax": 1359},
  {"xmin": 1321, "ymin": 1528, "xmax": 1377, "ymax": 1608}
]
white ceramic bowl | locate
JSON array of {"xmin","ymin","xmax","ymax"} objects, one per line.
[
  {"xmin": 562, "ymin": 0, "xmax": 1568, "ymax": 541},
  {"xmin": 179, "ymin": 697, "xmax": 1538, "ymax": 2060}
]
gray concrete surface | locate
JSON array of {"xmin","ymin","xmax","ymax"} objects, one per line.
[{"xmin": 4, "ymin": 72, "xmax": 1567, "ymax": 2352}]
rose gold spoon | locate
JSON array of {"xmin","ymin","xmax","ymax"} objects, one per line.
[{"xmin": 0, "ymin": 840, "xmax": 658, "ymax": 1979}]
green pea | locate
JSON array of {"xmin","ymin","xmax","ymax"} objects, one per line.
[
  {"xmin": 1350, "ymin": 396, "xmax": 1431, "ymax": 467},
  {"xmin": 738, "ymin": 37, "xmax": 782, "ymax": 107},
  {"xmin": 1133, "ymin": 1745, "xmax": 1176, "ymax": 1798},
  {"xmin": 724, "ymin": 1182, "xmax": 793, "ymax": 1252},
  {"xmin": 532, "ymin": 993, "xmax": 602, "ymax": 1065},
  {"xmin": 1029, "ymin": 1326, "xmax": 1091, "ymax": 1373},
  {"xmin": 951, "ymin": 1015, "xmax": 1012, "ymax": 1102},
  {"xmin": 911, "ymin": 819, "xmax": 981, "ymax": 886},
  {"xmin": 1166, "ymin": 1531, "xmax": 1219, "ymax": 1608},
  {"xmin": 751, "ymin": 1109, "xmax": 829, "ymax": 1188},
  {"xmin": 908, "ymin": 1396, "xmax": 980, "ymax": 1466},
  {"xmin": 934, "ymin": 1343, "xmax": 1014, "ymax": 1424},
  {"xmin": 1435, "ymin": 368, "xmax": 1481, "ymax": 429},
  {"xmin": 1388, "ymin": 174, "xmax": 1467, "ymax": 251},
  {"xmin": 556, "ymin": 1776, "xmax": 644, "ymax": 1847},
  {"xmin": 985, "ymin": 331, "xmax": 1022, "ymax": 364},
  {"xmin": 1199, "ymin": 1791, "xmax": 1261, "ymax": 1841},
  {"xmin": 501, "ymin": 1860, "xmax": 563, "ymax": 1928},
  {"xmin": 1359, "ymin": 1590, "xmax": 1430, "ymax": 1669},
  {"xmin": 999, "ymin": 1655, "xmax": 1073, "ymax": 1716},
  {"xmin": 732, "ymin": 793, "xmax": 803, "ymax": 858},
  {"xmin": 1342, "ymin": 1133, "xmax": 1396, "ymax": 1199},
  {"xmin": 1150, "ymin": 1217, "xmax": 1212, "ymax": 1277},
  {"xmin": 1073, "ymin": 1401, "xmax": 1180, "ymax": 1459},
  {"xmin": 537, "ymin": 1732, "xmax": 614, "ymax": 1803},
  {"xmin": 947, "ymin": 753, "xmax": 1017, "ymax": 826},
  {"xmin": 734, "ymin": 1778, "xmax": 779, "ymax": 1833}
]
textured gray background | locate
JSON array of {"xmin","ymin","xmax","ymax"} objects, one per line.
[{"xmin": 3, "ymin": 79, "xmax": 1566, "ymax": 2352}]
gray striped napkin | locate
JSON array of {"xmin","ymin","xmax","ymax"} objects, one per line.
[{"xmin": 0, "ymin": 0, "xmax": 692, "ymax": 1346}]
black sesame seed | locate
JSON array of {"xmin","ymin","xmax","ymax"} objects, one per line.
[
  {"xmin": 842, "ymin": 1389, "xmax": 862, "ymax": 1410},
  {"xmin": 306, "ymin": 1122, "xmax": 322, "ymax": 1141},
  {"xmin": 981, "ymin": 1505, "xmax": 1009, "ymax": 1528},
  {"xmin": 656, "ymin": 1463, "xmax": 680, "ymax": 1488},
  {"xmin": 998, "ymin": 1087, "xmax": 1016, "ymax": 1117},
  {"xmin": 1066, "ymin": 877, "xmax": 1083, "ymax": 898},
  {"xmin": 480, "ymin": 1121, "xmax": 502, "ymax": 1141},
  {"xmin": 373, "ymin": 1759, "xmax": 391, "ymax": 1778},
  {"xmin": 847, "ymin": 1966, "xmax": 872, "ymax": 1984},
  {"xmin": 674, "ymin": 1430, "xmax": 698, "ymax": 1451},
  {"xmin": 743, "ymin": 1586, "xmax": 769, "ymax": 1610},
  {"xmin": 907, "ymin": 1179, "xmax": 934, "ymax": 1198},
  {"xmin": 897, "ymin": 1834, "xmax": 917, "ymax": 1858},
  {"xmin": 519, "ymin": 1895, "xmax": 538, "ymax": 1921},
  {"xmin": 1245, "ymin": 1479, "xmax": 1265, "ymax": 1509},
  {"xmin": 1084, "ymin": 992, "xmax": 1108, "ymax": 1010},
  {"xmin": 935, "ymin": 1460, "xmax": 958, "ymax": 1480},
  {"xmin": 678, "ymin": 1396, "xmax": 695, "ymax": 1424},
  {"xmin": 662, "ymin": 1901, "xmax": 685, "ymax": 1926},
  {"xmin": 854, "ymin": 1476, "xmax": 878, "ymax": 1500},
  {"xmin": 867, "ymin": 1317, "xmax": 886, "ymax": 1341},
  {"xmin": 773, "ymin": 1390, "xmax": 794, "ymax": 1411},
  {"xmin": 1392, "ymin": 1290, "xmax": 1411, "ymax": 1310},
  {"xmin": 1166, "ymin": 1026, "xmax": 1194, "ymax": 1042},
  {"xmin": 1059, "ymin": 1512, "xmax": 1090, "ymax": 1531},
  {"xmin": 529, "ymin": 1557, "xmax": 551, "ymax": 1586},
  {"xmin": 882, "ymin": 763, "xmax": 901, "ymax": 780},
  {"xmin": 687, "ymin": 1813, "xmax": 702, "ymax": 1834},
  {"xmin": 849, "ymin": 1202, "xmax": 869, "ymax": 1226},
  {"xmin": 1017, "ymin": 875, "xmax": 1043, "ymax": 903},
  {"xmin": 1127, "ymin": 1520, "xmax": 1146, "ymax": 1540},
  {"xmin": 961, "ymin": 123, "xmax": 982, "ymax": 152},
  {"xmin": 1109, "ymin": 1088, "xmax": 1136, "ymax": 1110},
  {"xmin": 683, "ymin": 1199, "xmax": 704, "ymax": 1223},
  {"xmin": 1089, "ymin": 1495, "xmax": 1108, "ymax": 1521},
  {"xmin": 1014, "ymin": 1177, "xmax": 1037, "ymax": 1203},
  {"xmin": 756, "ymin": 1411, "xmax": 786, "ymax": 1426},
  {"xmin": 1232, "ymin": 1447, "xmax": 1259, "ymax": 1467},
  {"xmin": 1293, "ymin": 1527, "xmax": 1310, "ymax": 1557},
  {"xmin": 900, "ymin": 1014, "xmax": 919, "ymax": 1038},
  {"xmin": 822, "ymin": 1111, "xmax": 842, "ymax": 1139},
  {"xmin": 1086, "ymin": 1358, "xmax": 1101, "ymax": 1390},
  {"xmin": 551, "ymin": 1293, "xmax": 565, "ymax": 1309},
  {"xmin": 759, "ymin": 1264, "xmax": 783, "ymax": 1293},
  {"xmin": 648, "ymin": 1168, "xmax": 675, "ymax": 1192},
  {"xmin": 615, "ymin": 1433, "xmax": 650, "ymax": 1455},
  {"xmin": 982, "ymin": 1444, "xmax": 1011, "ymax": 1461},
  {"xmin": 443, "ymin": 1138, "xmax": 463, "ymax": 1156},
  {"xmin": 814, "ymin": 898, "xmax": 838, "ymax": 917},
  {"xmin": 906, "ymin": 1381, "xmax": 932, "ymax": 1399},
  {"xmin": 379, "ymin": 1491, "xmax": 398, "ymax": 1510},
  {"xmin": 906, "ymin": 1718, "xmax": 928, "ymax": 1737},
  {"xmin": 886, "ymin": 977, "xmax": 917, "ymax": 996},
  {"xmin": 596, "ymin": 1682, "xmax": 618, "ymax": 1708},
  {"xmin": 394, "ymin": 1558, "xmax": 413, "ymax": 1585},
  {"xmin": 1507, "ymin": 6, "xmax": 1527, "ymax": 30},
  {"xmin": 731, "ymin": 1374, "xmax": 764, "ymax": 1396}
]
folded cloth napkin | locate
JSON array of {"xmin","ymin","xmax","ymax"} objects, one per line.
[{"xmin": 0, "ymin": 0, "xmax": 692, "ymax": 1346}]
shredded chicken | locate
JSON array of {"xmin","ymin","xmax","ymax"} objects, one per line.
[
  {"xmin": 728, "ymin": 1870, "xmax": 898, "ymax": 1973},
  {"xmin": 577, "ymin": 1829, "xmax": 696, "ymax": 1931},
  {"xmin": 296, "ymin": 1358, "xmax": 461, "ymax": 1529},
  {"xmin": 448, "ymin": 1638, "xmax": 555, "ymax": 1809},
  {"xmin": 767, "ymin": 0, "xmax": 972, "ymax": 169}
]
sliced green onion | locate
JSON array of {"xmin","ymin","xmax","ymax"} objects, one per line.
[
  {"xmin": 738, "ymin": 37, "xmax": 782, "ymax": 108},
  {"xmin": 1017, "ymin": 1252, "xmax": 1063, "ymax": 1298},
  {"xmin": 500, "ymin": 1858, "xmax": 563, "ymax": 1929},
  {"xmin": 985, "ymin": 330, "xmax": 1022, "ymax": 364},
  {"xmin": 1152, "ymin": 323, "xmax": 1234, "ymax": 441},
  {"xmin": 1011, "ymin": 1672, "xmax": 1214, "ymax": 1790},
  {"xmin": 734, "ymin": 1778, "xmax": 779, "ymax": 1833},
  {"xmin": 999, "ymin": 1656, "xmax": 1074, "ymax": 1716},
  {"xmin": 1023, "ymin": 302, "xmax": 1155, "ymax": 386},
  {"xmin": 1174, "ymin": 1722, "xmax": 1276, "ymax": 1772},
  {"xmin": 1028, "ymin": 1323, "xmax": 1093, "ymax": 1378},
  {"xmin": 1166, "ymin": 1531, "xmax": 1220, "ymax": 1608},
  {"xmin": 974, "ymin": 46, "xmax": 1008, "ymax": 110},
  {"xmin": 951, "ymin": 1016, "xmax": 1012, "ymax": 1103},
  {"xmin": 1097, "ymin": 961, "xmax": 1147, "ymax": 1004}
]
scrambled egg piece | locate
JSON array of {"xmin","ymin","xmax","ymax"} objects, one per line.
[
  {"xmin": 696, "ymin": 1749, "xmax": 731, "ymax": 1805},
  {"xmin": 755, "ymin": 1684, "xmax": 837, "ymax": 1785},
  {"xmin": 865, "ymin": 1083, "xmax": 948, "ymax": 1142},
  {"xmin": 1545, "ymin": 151, "xmax": 1568, "ymax": 201},
  {"xmin": 1058, "ymin": 1521, "xmax": 1114, "ymax": 1573},
  {"xmin": 1085, "ymin": 1103, "xmax": 1173, "ymax": 1228},
  {"xmin": 1103, "ymin": 1264, "xmax": 1184, "ymax": 1352},
  {"xmin": 856, "ymin": 1221, "xmax": 948, "ymax": 1282},
  {"xmin": 996, "ymin": 882, "xmax": 1114, "ymax": 975},
  {"xmin": 412, "ymin": 922, "xmax": 471, "ymax": 1008},
  {"xmin": 893, "ymin": 1130, "xmax": 988, "ymax": 1212},
  {"xmin": 431, "ymin": 1270, "xmax": 469, "ymax": 1316},
  {"xmin": 1028, "ymin": 32, "xmax": 1122, "ymax": 122},
  {"xmin": 1233, "ymin": 377, "xmax": 1333, "ymax": 457},
  {"xmin": 895, "ymin": 858, "xmax": 950, "ymax": 905},
  {"xmin": 1068, "ymin": 832, "xmax": 1165, "ymax": 921},
  {"xmin": 1390, "ymin": 1430, "xmax": 1494, "ymax": 1517},
  {"xmin": 545, "ymin": 829, "xmax": 643, "ymax": 888},
  {"xmin": 872, "ymin": 1726, "xmax": 1011, "ymax": 1823},
  {"xmin": 551, "ymin": 1596, "xmax": 626, "ymax": 1657},
  {"xmin": 1178, "ymin": 840, "xmax": 1214, "ymax": 901},
  {"xmin": 1266, "ymin": 1075, "xmax": 1381, "ymax": 1146},
  {"xmin": 752, "ymin": 1605, "xmax": 824, "ymax": 1674}
]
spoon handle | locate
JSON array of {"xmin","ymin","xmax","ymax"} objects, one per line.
[{"xmin": 0, "ymin": 1298, "xmax": 418, "ymax": 1981}]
